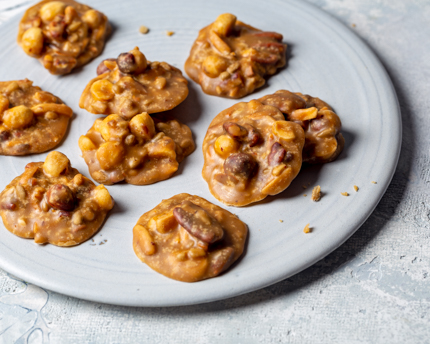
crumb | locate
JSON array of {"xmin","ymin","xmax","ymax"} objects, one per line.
[
  {"xmin": 371, "ymin": 181, "xmax": 377, "ymax": 184},
  {"xmin": 303, "ymin": 223, "xmax": 311, "ymax": 233},
  {"xmin": 341, "ymin": 192, "xmax": 349, "ymax": 196},
  {"xmin": 279, "ymin": 220, "xmax": 283, "ymax": 223},
  {"xmin": 303, "ymin": 194, "xmax": 307, "ymax": 197},
  {"xmin": 139, "ymin": 25, "xmax": 149, "ymax": 34},
  {"xmin": 302, "ymin": 185, "xmax": 307, "ymax": 189},
  {"xmin": 166, "ymin": 30, "xmax": 174, "ymax": 36},
  {"xmin": 354, "ymin": 185, "xmax": 359, "ymax": 192},
  {"xmin": 352, "ymin": 23, "xmax": 356, "ymax": 28},
  {"xmin": 311, "ymin": 185, "xmax": 321, "ymax": 202},
  {"xmin": 99, "ymin": 242, "xmax": 105, "ymax": 245}
]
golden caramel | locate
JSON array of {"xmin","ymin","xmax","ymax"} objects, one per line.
[
  {"xmin": 258, "ymin": 90, "xmax": 344, "ymax": 164},
  {"xmin": 80, "ymin": 47, "xmax": 189, "ymax": 118},
  {"xmin": 0, "ymin": 152, "xmax": 114, "ymax": 246},
  {"xmin": 17, "ymin": 0, "xmax": 110, "ymax": 75},
  {"xmin": 202, "ymin": 100, "xmax": 305, "ymax": 206},
  {"xmin": 79, "ymin": 113, "xmax": 195, "ymax": 185},
  {"xmin": 0, "ymin": 79, "xmax": 72, "ymax": 156},
  {"xmin": 133, "ymin": 193, "xmax": 248, "ymax": 282},
  {"xmin": 185, "ymin": 13, "xmax": 286, "ymax": 98}
]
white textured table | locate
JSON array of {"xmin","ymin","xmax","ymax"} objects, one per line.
[{"xmin": 0, "ymin": 1, "xmax": 429, "ymax": 343}]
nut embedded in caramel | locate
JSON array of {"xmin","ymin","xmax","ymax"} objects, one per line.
[
  {"xmin": 0, "ymin": 151, "xmax": 114, "ymax": 246},
  {"xmin": 133, "ymin": 193, "xmax": 248, "ymax": 282},
  {"xmin": 80, "ymin": 47, "xmax": 189, "ymax": 118},
  {"xmin": 0, "ymin": 79, "xmax": 72, "ymax": 156},
  {"xmin": 259, "ymin": 90, "xmax": 344, "ymax": 164},
  {"xmin": 202, "ymin": 100, "xmax": 305, "ymax": 206},
  {"xmin": 17, "ymin": 0, "xmax": 111, "ymax": 75},
  {"xmin": 185, "ymin": 13, "xmax": 287, "ymax": 98}
]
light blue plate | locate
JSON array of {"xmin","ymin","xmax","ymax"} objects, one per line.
[{"xmin": 0, "ymin": 0, "xmax": 401, "ymax": 306}]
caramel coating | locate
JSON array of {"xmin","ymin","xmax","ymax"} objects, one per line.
[
  {"xmin": 202, "ymin": 100, "xmax": 305, "ymax": 206},
  {"xmin": 0, "ymin": 152, "xmax": 114, "ymax": 246},
  {"xmin": 0, "ymin": 79, "xmax": 72, "ymax": 156},
  {"xmin": 133, "ymin": 193, "xmax": 248, "ymax": 282},
  {"xmin": 79, "ymin": 112, "xmax": 195, "ymax": 185},
  {"xmin": 185, "ymin": 13, "xmax": 286, "ymax": 98},
  {"xmin": 17, "ymin": 0, "xmax": 111, "ymax": 75},
  {"xmin": 258, "ymin": 90, "xmax": 344, "ymax": 163},
  {"xmin": 79, "ymin": 47, "xmax": 189, "ymax": 118}
]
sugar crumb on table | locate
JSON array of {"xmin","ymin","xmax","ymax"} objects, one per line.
[
  {"xmin": 341, "ymin": 192, "xmax": 349, "ymax": 196},
  {"xmin": 303, "ymin": 223, "xmax": 311, "ymax": 233},
  {"xmin": 166, "ymin": 30, "xmax": 174, "ymax": 36},
  {"xmin": 311, "ymin": 185, "xmax": 321, "ymax": 202},
  {"xmin": 354, "ymin": 185, "xmax": 359, "ymax": 192},
  {"xmin": 139, "ymin": 25, "xmax": 149, "ymax": 34}
]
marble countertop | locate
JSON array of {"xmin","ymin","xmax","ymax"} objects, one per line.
[{"xmin": 0, "ymin": 0, "xmax": 429, "ymax": 343}]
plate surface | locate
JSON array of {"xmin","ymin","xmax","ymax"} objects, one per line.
[{"xmin": 0, "ymin": 0, "xmax": 401, "ymax": 306}]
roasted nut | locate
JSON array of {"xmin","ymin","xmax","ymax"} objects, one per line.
[
  {"xmin": 134, "ymin": 224, "xmax": 156, "ymax": 255},
  {"xmin": 96, "ymin": 141, "xmax": 125, "ymax": 170},
  {"xmin": 46, "ymin": 184, "xmax": 75, "ymax": 211},
  {"xmin": 94, "ymin": 184, "xmax": 114, "ymax": 210},
  {"xmin": 0, "ymin": 130, "xmax": 10, "ymax": 142},
  {"xmin": 272, "ymin": 121, "xmax": 296, "ymax": 141},
  {"xmin": 90, "ymin": 80, "xmax": 115, "ymax": 101},
  {"xmin": 223, "ymin": 122, "xmax": 247, "ymax": 139},
  {"xmin": 21, "ymin": 27, "xmax": 44, "ymax": 57},
  {"xmin": 78, "ymin": 135, "xmax": 96, "ymax": 151},
  {"xmin": 129, "ymin": 112, "xmax": 155, "ymax": 142},
  {"xmin": 212, "ymin": 13, "xmax": 237, "ymax": 37},
  {"xmin": 214, "ymin": 134, "xmax": 239, "ymax": 158},
  {"xmin": 99, "ymin": 114, "xmax": 129, "ymax": 142},
  {"xmin": 244, "ymin": 124, "xmax": 261, "ymax": 147},
  {"xmin": 40, "ymin": 1, "xmax": 66, "ymax": 22},
  {"xmin": 81, "ymin": 9, "xmax": 101, "ymax": 28},
  {"xmin": 290, "ymin": 107, "xmax": 318, "ymax": 121},
  {"xmin": 268, "ymin": 142, "xmax": 287, "ymax": 166},
  {"xmin": 31, "ymin": 103, "xmax": 73, "ymax": 118},
  {"xmin": 148, "ymin": 212, "xmax": 177, "ymax": 234},
  {"xmin": 188, "ymin": 247, "xmax": 207, "ymax": 259},
  {"xmin": 173, "ymin": 201, "xmax": 224, "ymax": 244},
  {"xmin": 202, "ymin": 55, "xmax": 228, "ymax": 78},
  {"xmin": 210, "ymin": 247, "xmax": 235, "ymax": 275},
  {"xmin": 117, "ymin": 48, "xmax": 147, "ymax": 74},
  {"xmin": 73, "ymin": 173, "xmax": 84, "ymax": 186},
  {"xmin": 2, "ymin": 105, "xmax": 33, "ymax": 129},
  {"xmin": 124, "ymin": 134, "xmax": 136, "ymax": 146},
  {"xmin": 43, "ymin": 151, "xmax": 70, "ymax": 177},
  {"xmin": 0, "ymin": 95, "xmax": 9, "ymax": 113},
  {"xmin": 224, "ymin": 153, "xmax": 257, "ymax": 180},
  {"xmin": 48, "ymin": 16, "xmax": 66, "ymax": 39},
  {"xmin": 154, "ymin": 77, "xmax": 167, "ymax": 90},
  {"xmin": 209, "ymin": 30, "xmax": 231, "ymax": 54},
  {"xmin": 96, "ymin": 58, "xmax": 116, "ymax": 75}
]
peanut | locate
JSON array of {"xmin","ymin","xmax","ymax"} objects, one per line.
[
  {"xmin": 96, "ymin": 141, "xmax": 125, "ymax": 170},
  {"xmin": 3, "ymin": 105, "xmax": 33, "ymax": 129},
  {"xmin": 273, "ymin": 121, "xmax": 296, "ymax": 141},
  {"xmin": 94, "ymin": 184, "xmax": 114, "ymax": 210},
  {"xmin": 214, "ymin": 134, "xmax": 239, "ymax": 158},
  {"xmin": 290, "ymin": 107, "xmax": 318, "ymax": 121},
  {"xmin": 78, "ymin": 135, "xmax": 96, "ymax": 151},
  {"xmin": 129, "ymin": 112, "xmax": 155, "ymax": 142},
  {"xmin": 212, "ymin": 13, "xmax": 237, "ymax": 36},
  {"xmin": 90, "ymin": 79, "xmax": 115, "ymax": 101},
  {"xmin": 202, "ymin": 55, "xmax": 228, "ymax": 77},
  {"xmin": 81, "ymin": 9, "xmax": 101, "ymax": 28},
  {"xmin": 21, "ymin": 27, "xmax": 44, "ymax": 57},
  {"xmin": 134, "ymin": 224, "xmax": 156, "ymax": 255},
  {"xmin": 43, "ymin": 151, "xmax": 70, "ymax": 177},
  {"xmin": 0, "ymin": 95, "xmax": 9, "ymax": 114},
  {"xmin": 40, "ymin": 1, "xmax": 66, "ymax": 22},
  {"xmin": 99, "ymin": 114, "xmax": 129, "ymax": 142},
  {"xmin": 31, "ymin": 103, "xmax": 73, "ymax": 117}
]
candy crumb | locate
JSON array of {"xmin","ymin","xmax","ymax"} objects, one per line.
[
  {"xmin": 303, "ymin": 194, "xmax": 307, "ymax": 197},
  {"xmin": 166, "ymin": 31, "xmax": 175, "ymax": 36},
  {"xmin": 279, "ymin": 220, "xmax": 283, "ymax": 223},
  {"xmin": 354, "ymin": 185, "xmax": 359, "ymax": 192},
  {"xmin": 304, "ymin": 223, "xmax": 311, "ymax": 233},
  {"xmin": 341, "ymin": 192, "xmax": 349, "ymax": 196},
  {"xmin": 371, "ymin": 181, "xmax": 377, "ymax": 184},
  {"xmin": 311, "ymin": 185, "xmax": 321, "ymax": 202},
  {"xmin": 139, "ymin": 25, "xmax": 149, "ymax": 34}
]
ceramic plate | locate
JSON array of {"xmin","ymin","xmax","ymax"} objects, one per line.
[{"xmin": 0, "ymin": 0, "xmax": 401, "ymax": 306}]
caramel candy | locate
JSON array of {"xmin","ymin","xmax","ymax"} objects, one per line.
[
  {"xmin": 133, "ymin": 193, "xmax": 248, "ymax": 282},
  {"xmin": 185, "ymin": 13, "xmax": 286, "ymax": 98},
  {"xmin": 0, "ymin": 152, "xmax": 114, "ymax": 246},
  {"xmin": 202, "ymin": 100, "xmax": 305, "ymax": 206},
  {"xmin": 17, "ymin": 0, "xmax": 111, "ymax": 75},
  {"xmin": 0, "ymin": 79, "xmax": 72, "ymax": 156},
  {"xmin": 79, "ymin": 112, "xmax": 195, "ymax": 185},
  {"xmin": 259, "ymin": 90, "xmax": 344, "ymax": 163},
  {"xmin": 80, "ymin": 47, "xmax": 189, "ymax": 118}
]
